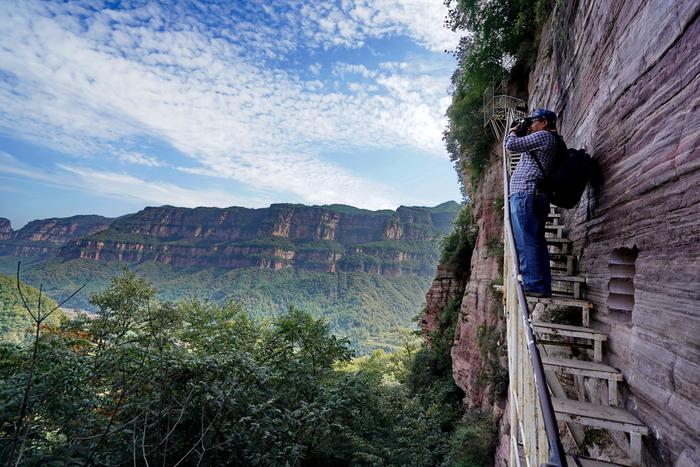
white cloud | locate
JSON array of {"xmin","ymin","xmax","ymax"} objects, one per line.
[
  {"xmin": 118, "ymin": 152, "xmax": 163, "ymax": 167},
  {"xmin": 57, "ymin": 164, "xmax": 250, "ymax": 208},
  {"xmin": 349, "ymin": 0, "xmax": 461, "ymax": 52},
  {"xmin": 0, "ymin": 151, "xmax": 253, "ymax": 208},
  {"xmin": 0, "ymin": 1, "xmax": 456, "ymax": 209},
  {"xmin": 178, "ymin": 150, "xmax": 396, "ymax": 209},
  {"xmin": 333, "ymin": 62, "xmax": 377, "ymax": 78},
  {"xmin": 308, "ymin": 62, "xmax": 322, "ymax": 75}
]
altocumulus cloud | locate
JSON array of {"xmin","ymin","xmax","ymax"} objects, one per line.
[{"xmin": 0, "ymin": 0, "xmax": 460, "ymax": 210}]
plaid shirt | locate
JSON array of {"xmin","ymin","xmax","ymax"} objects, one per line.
[{"xmin": 506, "ymin": 130, "xmax": 558, "ymax": 196}]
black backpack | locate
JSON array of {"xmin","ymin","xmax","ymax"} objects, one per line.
[{"xmin": 532, "ymin": 133, "xmax": 593, "ymax": 209}]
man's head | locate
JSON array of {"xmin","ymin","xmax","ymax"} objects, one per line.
[{"xmin": 528, "ymin": 108, "xmax": 557, "ymax": 132}]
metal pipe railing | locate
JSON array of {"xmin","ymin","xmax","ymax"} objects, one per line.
[{"xmin": 502, "ymin": 108, "xmax": 568, "ymax": 467}]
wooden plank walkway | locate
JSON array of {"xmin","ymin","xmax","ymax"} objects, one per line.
[{"xmin": 553, "ymin": 398, "xmax": 648, "ymax": 434}]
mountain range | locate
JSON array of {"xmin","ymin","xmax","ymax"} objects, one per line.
[{"xmin": 0, "ymin": 201, "xmax": 460, "ymax": 351}]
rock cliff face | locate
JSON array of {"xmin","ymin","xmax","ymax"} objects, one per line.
[
  {"xmin": 0, "ymin": 218, "xmax": 12, "ymax": 240},
  {"xmin": 450, "ymin": 154, "xmax": 504, "ymax": 409},
  {"xmin": 425, "ymin": 2, "xmax": 698, "ymax": 465},
  {"xmin": 420, "ymin": 145, "xmax": 507, "ymax": 420},
  {"xmin": 2, "ymin": 203, "xmax": 458, "ymax": 278},
  {"xmin": 526, "ymin": 1, "xmax": 700, "ymax": 463},
  {"xmin": 0, "ymin": 215, "xmax": 112, "ymax": 256},
  {"xmin": 421, "ymin": 265, "xmax": 466, "ymax": 338}
]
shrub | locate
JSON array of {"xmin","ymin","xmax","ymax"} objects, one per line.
[
  {"xmin": 439, "ymin": 203, "xmax": 478, "ymax": 277},
  {"xmin": 444, "ymin": 0, "xmax": 556, "ymax": 193},
  {"xmin": 448, "ymin": 409, "xmax": 499, "ymax": 467}
]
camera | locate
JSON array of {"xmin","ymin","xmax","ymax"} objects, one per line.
[{"xmin": 513, "ymin": 117, "xmax": 533, "ymax": 137}]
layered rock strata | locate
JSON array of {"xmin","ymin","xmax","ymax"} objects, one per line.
[
  {"xmin": 421, "ymin": 265, "xmax": 466, "ymax": 338},
  {"xmin": 0, "ymin": 218, "xmax": 11, "ymax": 240},
  {"xmin": 2, "ymin": 203, "xmax": 459, "ymax": 278},
  {"xmin": 523, "ymin": 1, "xmax": 699, "ymax": 463},
  {"xmin": 0, "ymin": 215, "xmax": 112, "ymax": 256}
]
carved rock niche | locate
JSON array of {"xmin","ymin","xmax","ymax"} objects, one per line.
[{"xmin": 607, "ymin": 247, "xmax": 638, "ymax": 324}]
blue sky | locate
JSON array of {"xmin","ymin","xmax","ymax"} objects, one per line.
[{"xmin": 0, "ymin": 0, "xmax": 463, "ymax": 228}]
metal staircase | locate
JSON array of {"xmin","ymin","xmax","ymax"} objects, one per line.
[{"xmin": 485, "ymin": 88, "xmax": 650, "ymax": 466}]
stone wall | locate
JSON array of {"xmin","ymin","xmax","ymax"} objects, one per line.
[{"xmin": 528, "ymin": 1, "xmax": 700, "ymax": 463}]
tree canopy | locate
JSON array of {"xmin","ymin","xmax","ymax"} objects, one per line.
[{"xmin": 0, "ymin": 271, "xmax": 497, "ymax": 466}]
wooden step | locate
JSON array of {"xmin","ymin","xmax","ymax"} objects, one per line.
[
  {"xmin": 543, "ymin": 356, "xmax": 622, "ymax": 380},
  {"xmin": 545, "ymin": 224, "xmax": 565, "ymax": 238},
  {"xmin": 553, "ymin": 398, "xmax": 648, "ymax": 466},
  {"xmin": 550, "ymin": 253, "xmax": 576, "ymax": 275},
  {"xmin": 552, "ymin": 275, "xmax": 586, "ymax": 299},
  {"xmin": 527, "ymin": 295, "xmax": 593, "ymax": 326},
  {"xmin": 547, "ymin": 237, "xmax": 571, "ymax": 253},
  {"xmin": 551, "ymin": 283, "xmax": 582, "ymax": 300},
  {"xmin": 532, "ymin": 322, "xmax": 607, "ymax": 340},
  {"xmin": 545, "ymin": 223, "xmax": 565, "ymax": 231},
  {"xmin": 551, "ymin": 265, "xmax": 575, "ymax": 276},
  {"xmin": 552, "ymin": 275, "xmax": 586, "ymax": 283},
  {"xmin": 527, "ymin": 295, "xmax": 593, "ymax": 327},
  {"xmin": 543, "ymin": 356, "xmax": 623, "ymax": 406},
  {"xmin": 567, "ymin": 455, "xmax": 626, "ymax": 467},
  {"xmin": 532, "ymin": 322, "xmax": 606, "ymax": 361},
  {"xmin": 526, "ymin": 296, "xmax": 593, "ymax": 309},
  {"xmin": 550, "ymin": 252, "xmax": 574, "ymax": 261},
  {"xmin": 548, "ymin": 215, "xmax": 562, "ymax": 227},
  {"xmin": 553, "ymin": 397, "xmax": 649, "ymax": 434}
]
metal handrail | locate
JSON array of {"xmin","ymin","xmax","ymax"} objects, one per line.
[{"xmin": 502, "ymin": 108, "xmax": 568, "ymax": 467}]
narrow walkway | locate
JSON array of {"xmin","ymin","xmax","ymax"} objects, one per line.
[
  {"xmin": 514, "ymin": 170, "xmax": 649, "ymax": 466},
  {"xmin": 485, "ymin": 87, "xmax": 652, "ymax": 465}
]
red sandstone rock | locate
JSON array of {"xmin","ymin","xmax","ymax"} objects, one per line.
[
  {"xmin": 523, "ymin": 0, "xmax": 700, "ymax": 462},
  {"xmin": 450, "ymin": 151, "xmax": 505, "ymax": 411},
  {"xmin": 421, "ymin": 265, "xmax": 465, "ymax": 338}
]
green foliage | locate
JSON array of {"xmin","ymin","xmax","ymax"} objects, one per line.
[
  {"xmin": 0, "ymin": 257, "xmax": 434, "ymax": 354},
  {"xmin": 233, "ymin": 236, "xmax": 297, "ymax": 250},
  {"xmin": 493, "ymin": 195, "xmax": 505, "ymax": 221},
  {"xmin": 447, "ymin": 410, "xmax": 499, "ymax": 466},
  {"xmin": 429, "ymin": 200, "xmax": 462, "ymax": 214},
  {"xmin": 311, "ymin": 204, "xmax": 396, "ymax": 216},
  {"xmin": 444, "ymin": 0, "xmax": 555, "ymax": 192},
  {"xmin": 0, "ymin": 273, "xmax": 64, "ymax": 343},
  {"xmin": 486, "ymin": 235, "xmax": 505, "ymax": 276},
  {"xmin": 295, "ymin": 239, "xmax": 345, "ymax": 253},
  {"xmin": 475, "ymin": 324, "xmax": 509, "ymax": 403},
  {"xmin": 432, "ymin": 297, "xmax": 462, "ymax": 375},
  {"xmin": 439, "ymin": 203, "xmax": 478, "ymax": 277},
  {"xmin": 0, "ymin": 272, "xmax": 486, "ymax": 466}
]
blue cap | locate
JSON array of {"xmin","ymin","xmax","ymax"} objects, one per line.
[{"xmin": 528, "ymin": 108, "xmax": 557, "ymax": 125}]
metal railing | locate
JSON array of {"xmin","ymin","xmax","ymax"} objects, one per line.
[
  {"xmin": 484, "ymin": 83, "xmax": 527, "ymax": 136},
  {"xmin": 501, "ymin": 107, "xmax": 569, "ymax": 467}
]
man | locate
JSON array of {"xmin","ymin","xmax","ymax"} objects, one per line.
[{"xmin": 505, "ymin": 108, "xmax": 560, "ymax": 298}]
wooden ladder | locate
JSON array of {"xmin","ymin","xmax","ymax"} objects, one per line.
[{"xmin": 527, "ymin": 206, "xmax": 649, "ymax": 466}]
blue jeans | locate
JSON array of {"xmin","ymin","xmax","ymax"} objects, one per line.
[{"xmin": 509, "ymin": 192, "xmax": 551, "ymax": 294}]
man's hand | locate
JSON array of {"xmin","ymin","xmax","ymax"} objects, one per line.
[{"xmin": 510, "ymin": 120, "xmax": 520, "ymax": 130}]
